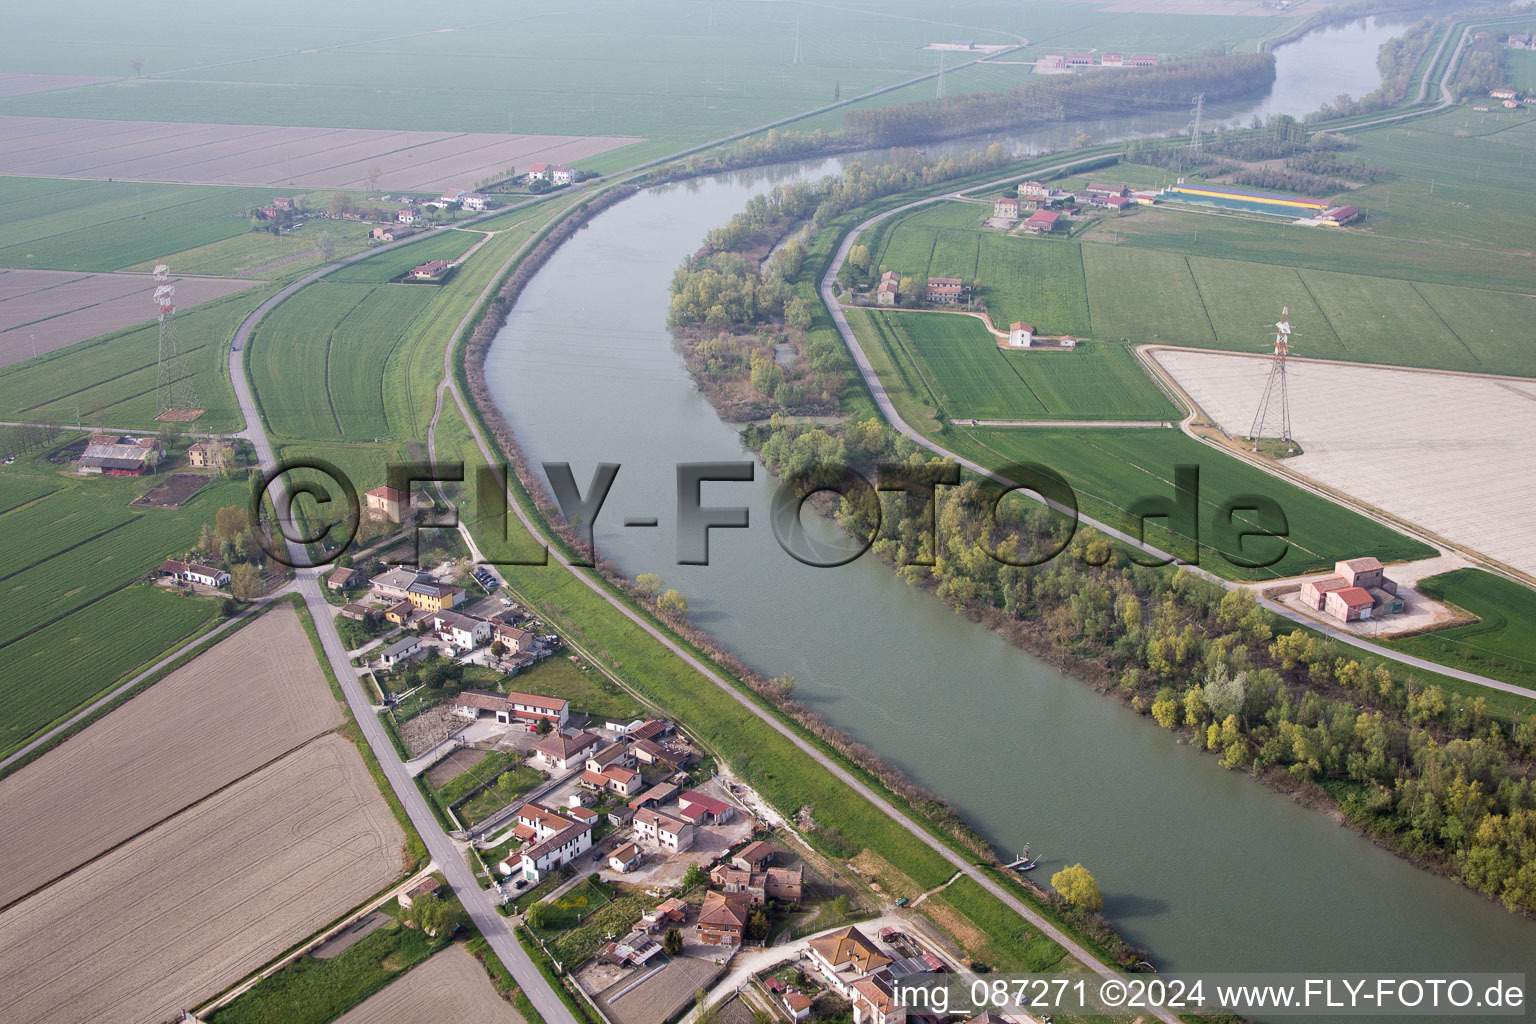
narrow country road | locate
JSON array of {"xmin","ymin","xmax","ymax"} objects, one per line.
[
  {"xmin": 226, "ymin": 212, "xmax": 582, "ymax": 1024},
  {"xmin": 816, "ymin": 160, "xmax": 1536, "ymax": 704}
]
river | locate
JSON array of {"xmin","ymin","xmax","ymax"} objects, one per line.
[{"xmin": 482, "ymin": 19, "xmax": 1536, "ymax": 1015}]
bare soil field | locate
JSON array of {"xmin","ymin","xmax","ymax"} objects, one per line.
[
  {"xmin": 590, "ymin": 955, "xmax": 723, "ymax": 1024},
  {"xmin": 0, "ymin": 267, "xmax": 256, "ymax": 368},
  {"xmin": 0, "ymin": 733, "xmax": 404, "ymax": 1024},
  {"xmin": 0, "ymin": 603, "xmax": 341, "ymax": 908},
  {"xmin": 425, "ymin": 745, "xmax": 483, "ymax": 787},
  {"xmin": 0, "ymin": 115, "xmax": 638, "ymax": 191},
  {"xmin": 130, "ymin": 470, "xmax": 211, "ymax": 507},
  {"xmin": 1150, "ymin": 347, "xmax": 1536, "ymax": 579},
  {"xmin": 0, "ymin": 73, "xmax": 112, "ymax": 98},
  {"xmin": 335, "ymin": 943, "xmax": 525, "ymax": 1024}
]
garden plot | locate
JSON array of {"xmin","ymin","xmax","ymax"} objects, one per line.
[
  {"xmin": 1151, "ymin": 347, "xmax": 1536, "ymax": 578},
  {"xmin": 0, "ymin": 115, "xmax": 637, "ymax": 191},
  {"xmin": 0, "ymin": 267, "xmax": 255, "ymax": 368},
  {"xmin": 334, "ymin": 943, "xmax": 524, "ymax": 1024},
  {"xmin": 0, "ymin": 734, "xmax": 403, "ymax": 1024},
  {"xmin": 0, "ymin": 603, "xmax": 341, "ymax": 908}
]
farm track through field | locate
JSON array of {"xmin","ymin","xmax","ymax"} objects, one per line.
[
  {"xmin": 1409, "ymin": 281, "xmax": 1481, "ymax": 363},
  {"xmin": 0, "ymin": 516, "xmax": 137, "ymax": 583},
  {"xmin": 1293, "ymin": 269, "xmax": 1346, "ymax": 351},
  {"xmin": 1183, "ymin": 255, "xmax": 1221, "ymax": 342}
]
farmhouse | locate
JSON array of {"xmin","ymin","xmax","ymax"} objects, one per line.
[
  {"xmin": 326, "ymin": 565, "xmax": 370, "ymax": 590},
  {"xmin": 1325, "ymin": 587, "xmax": 1376, "ymax": 622},
  {"xmin": 1103, "ymin": 195, "xmax": 1130, "ymax": 211},
  {"xmin": 698, "ymin": 891, "xmax": 752, "ymax": 946},
  {"xmin": 369, "ymin": 225, "xmax": 411, "ymax": 242},
  {"xmin": 520, "ymin": 820, "xmax": 593, "ymax": 882},
  {"xmin": 1017, "ymin": 180, "xmax": 1049, "ymax": 198},
  {"xmin": 77, "ymin": 435, "xmax": 163, "ymax": 476},
  {"xmin": 380, "ymin": 635, "xmax": 425, "ymax": 668},
  {"xmin": 1300, "ymin": 557, "xmax": 1403, "ymax": 623},
  {"xmin": 460, "ymin": 193, "xmax": 489, "ymax": 211},
  {"xmin": 1128, "ymin": 53, "xmax": 1159, "ymax": 66},
  {"xmin": 365, "ymin": 485, "xmax": 408, "ymax": 523},
  {"xmin": 587, "ymin": 741, "xmax": 636, "ymax": 773},
  {"xmin": 407, "ymin": 579, "xmax": 463, "ymax": 612},
  {"xmin": 409, "ymin": 259, "xmax": 450, "ymax": 281},
  {"xmin": 808, "ymin": 926, "xmax": 893, "ymax": 997},
  {"xmin": 396, "ymin": 209, "xmax": 416, "ymax": 224},
  {"xmin": 1022, "ymin": 209, "xmax": 1059, "ymax": 234},
  {"xmin": 581, "ymin": 764, "xmax": 641, "ymax": 797},
  {"xmin": 925, "ymin": 277, "xmax": 964, "ymax": 304},
  {"xmin": 1084, "ymin": 183, "xmax": 1127, "ymax": 199},
  {"xmin": 784, "ymin": 992, "xmax": 814, "ymax": 1021},
  {"xmin": 158, "ymin": 559, "xmax": 230, "ymax": 588},
  {"xmin": 875, "ymin": 270, "xmax": 900, "ymax": 306},
  {"xmin": 992, "ymin": 196, "xmax": 1020, "ymax": 219},
  {"xmin": 451, "ymin": 689, "xmax": 570, "ymax": 726},
  {"xmin": 186, "ymin": 441, "xmax": 232, "ymax": 469},
  {"xmin": 677, "ymin": 789, "xmax": 734, "ymax": 825},
  {"xmin": 733, "ymin": 841, "xmax": 776, "ymax": 872},
  {"xmin": 852, "ymin": 974, "xmax": 904, "ymax": 1024},
  {"xmin": 1008, "ymin": 322, "xmax": 1034, "ymax": 348},
  {"xmin": 533, "ymin": 730, "xmax": 599, "ymax": 770},
  {"xmin": 609, "ymin": 842, "xmax": 644, "ymax": 873},
  {"xmin": 634, "ymin": 808, "xmax": 695, "ymax": 852},
  {"xmin": 1491, "ymin": 87, "xmax": 1517, "ymax": 100},
  {"xmin": 493, "ymin": 623, "xmax": 537, "ymax": 651}
]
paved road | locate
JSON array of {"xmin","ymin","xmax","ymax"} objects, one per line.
[{"xmin": 226, "ymin": 228, "xmax": 581, "ymax": 1024}]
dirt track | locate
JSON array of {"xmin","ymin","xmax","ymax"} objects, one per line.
[
  {"xmin": 0, "ymin": 734, "xmax": 403, "ymax": 1024},
  {"xmin": 335, "ymin": 943, "xmax": 525, "ymax": 1024},
  {"xmin": 0, "ymin": 603, "xmax": 342, "ymax": 908}
]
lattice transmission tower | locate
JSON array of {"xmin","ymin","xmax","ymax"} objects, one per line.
[
  {"xmin": 1247, "ymin": 306, "xmax": 1294, "ymax": 451},
  {"xmin": 152, "ymin": 264, "xmax": 198, "ymax": 418}
]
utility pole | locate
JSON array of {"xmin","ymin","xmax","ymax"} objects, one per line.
[
  {"xmin": 792, "ymin": 19, "xmax": 802, "ymax": 65},
  {"xmin": 1191, "ymin": 93, "xmax": 1205, "ymax": 157},
  {"xmin": 937, "ymin": 51, "xmax": 946, "ymax": 97}
]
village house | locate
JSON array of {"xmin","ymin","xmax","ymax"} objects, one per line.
[
  {"xmin": 697, "ymin": 890, "xmax": 752, "ymax": 946},
  {"xmin": 807, "ymin": 926, "xmax": 893, "ymax": 997},
  {"xmin": 493, "ymin": 623, "xmax": 537, "ymax": 652},
  {"xmin": 852, "ymin": 973, "xmax": 904, "ymax": 1024},
  {"xmin": 641, "ymin": 897, "xmax": 689, "ymax": 932},
  {"xmin": 370, "ymin": 225, "xmax": 412, "ymax": 242},
  {"xmin": 677, "ymin": 789, "xmax": 735, "ymax": 825},
  {"xmin": 373, "ymin": 566, "xmax": 429, "ymax": 599},
  {"xmin": 460, "ymin": 193, "xmax": 489, "ymax": 211},
  {"xmin": 634, "ymin": 808, "xmax": 695, "ymax": 852},
  {"xmin": 784, "ymin": 992, "xmax": 813, "ymax": 1021},
  {"xmin": 452, "ymin": 689, "xmax": 570, "ymax": 727},
  {"xmin": 326, "ymin": 565, "xmax": 370, "ymax": 591},
  {"xmin": 533, "ymin": 730, "xmax": 599, "ymax": 770},
  {"xmin": 1008, "ymin": 322, "xmax": 1034, "ymax": 348},
  {"xmin": 433, "ymin": 610, "xmax": 491, "ymax": 649},
  {"xmin": 379, "ymin": 635, "xmax": 425, "ymax": 669},
  {"xmin": 1017, "ymin": 180, "xmax": 1049, "ymax": 198},
  {"xmin": 875, "ymin": 270, "xmax": 900, "ymax": 306},
  {"xmin": 77, "ymin": 435, "xmax": 164, "ymax": 476},
  {"xmin": 158, "ymin": 559, "xmax": 230, "ymax": 588},
  {"xmin": 587, "ymin": 741, "xmax": 636, "ymax": 774},
  {"xmin": 272, "ymin": 196, "xmax": 295, "ymax": 212},
  {"xmin": 733, "ymin": 841, "xmax": 776, "ymax": 873},
  {"xmin": 186, "ymin": 441, "xmax": 232, "ymax": 469},
  {"xmin": 407, "ymin": 580, "xmax": 463, "ymax": 613},
  {"xmin": 397, "ymin": 875, "xmax": 440, "ymax": 909},
  {"xmin": 440, "ymin": 190, "xmax": 468, "ymax": 206},
  {"xmin": 409, "ymin": 259, "xmax": 450, "ymax": 281},
  {"xmin": 608, "ymin": 842, "xmax": 644, "ymax": 874},
  {"xmin": 568, "ymin": 806, "xmax": 600, "ymax": 828},
  {"xmin": 340, "ymin": 602, "xmax": 376, "ymax": 622},
  {"xmin": 384, "ymin": 598, "xmax": 415, "ymax": 625},
  {"xmin": 992, "ymin": 196, "xmax": 1020, "ymax": 219},
  {"xmin": 924, "ymin": 277, "xmax": 964, "ymax": 304},
  {"xmin": 520, "ymin": 820, "xmax": 593, "ymax": 882},
  {"xmin": 514, "ymin": 802, "xmax": 570, "ymax": 841},
  {"xmin": 365, "ymin": 485, "xmax": 408, "ymax": 523},
  {"xmin": 396, "ymin": 208, "xmax": 417, "ymax": 224},
  {"xmin": 581, "ymin": 764, "xmax": 641, "ymax": 797}
]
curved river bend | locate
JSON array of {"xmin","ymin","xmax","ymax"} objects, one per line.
[{"xmin": 484, "ymin": 21, "xmax": 1536, "ymax": 1018}]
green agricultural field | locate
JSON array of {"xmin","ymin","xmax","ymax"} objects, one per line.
[
  {"xmin": 327, "ymin": 230, "xmax": 481, "ymax": 284},
  {"xmin": 1508, "ymin": 48, "xmax": 1536, "ymax": 92},
  {"xmin": 0, "ymin": 176, "xmax": 275, "ymax": 272},
  {"xmin": 941, "ymin": 426, "xmax": 1434, "ymax": 580},
  {"xmin": 868, "ymin": 311, "xmax": 1174, "ymax": 421},
  {"xmin": 1386, "ymin": 569, "xmax": 1536, "ymax": 694},
  {"xmin": 0, "ymin": 1, "xmax": 1285, "ymax": 145},
  {"xmin": 0, "ymin": 491, "xmax": 138, "ymax": 579},
  {"xmin": 0, "ymin": 474, "xmax": 59, "ymax": 515},
  {"xmin": 124, "ymin": 229, "xmax": 369, "ymax": 279},
  {"xmin": 1082, "ymin": 244, "xmax": 1217, "ymax": 346},
  {"xmin": 503, "ymin": 654, "xmax": 644, "ymax": 723},
  {"xmin": 0, "ymin": 287, "xmax": 268, "ymax": 432},
  {"xmin": 0, "ymin": 584, "xmax": 220, "ymax": 755},
  {"xmin": 250, "ymin": 282, "xmax": 435, "ymax": 439}
]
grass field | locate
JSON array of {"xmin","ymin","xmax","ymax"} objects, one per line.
[
  {"xmin": 125, "ymin": 229, "xmax": 369, "ymax": 279},
  {"xmin": 0, "ymin": 176, "xmax": 275, "ymax": 271},
  {"xmin": 1386, "ymin": 569, "xmax": 1536, "ymax": 694},
  {"xmin": 504, "ymin": 654, "xmax": 644, "ymax": 723},
  {"xmin": 938, "ymin": 425, "xmax": 1434, "ymax": 579},
  {"xmin": 863, "ymin": 310, "xmax": 1175, "ymax": 421},
  {"xmin": 1509, "ymin": 49, "xmax": 1536, "ymax": 92}
]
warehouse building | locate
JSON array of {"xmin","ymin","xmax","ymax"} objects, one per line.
[{"xmin": 1162, "ymin": 182, "xmax": 1327, "ymax": 215}]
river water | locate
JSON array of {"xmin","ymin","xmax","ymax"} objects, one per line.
[{"xmin": 483, "ymin": 19, "xmax": 1536, "ymax": 1010}]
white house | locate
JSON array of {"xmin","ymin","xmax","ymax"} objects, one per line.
[
  {"xmin": 533, "ymin": 730, "xmax": 599, "ymax": 770},
  {"xmin": 379, "ymin": 635, "xmax": 425, "ymax": 668},
  {"xmin": 397, "ymin": 209, "xmax": 416, "ymax": 224},
  {"xmin": 461, "ymin": 193, "xmax": 488, "ymax": 211},
  {"xmin": 550, "ymin": 165, "xmax": 576, "ymax": 185},
  {"xmin": 433, "ymin": 610, "xmax": 491, "ymax": 649},
  {"xmin": 633, "ymin": 808, "xmax": 695, "ymax": 853},
  {"xmin": 608, "ymin": 842, "xmax": 644, "ymax": 874},
  {"xmin": 1008, "ymin": 322, "xmax": 1034, "ymax": 348},
  {"xmin": 807, "ymin": 926, "xmax": 892, "ymax": 998},
  {"xmin": 520, "ymin": 821, "xmax": 593, "ymax": 882}
]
